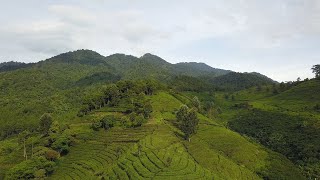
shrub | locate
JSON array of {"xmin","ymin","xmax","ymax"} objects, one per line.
[
  {"xmin": 45, "ymin": 149, "xmax": 60, "ymax": 161},
  {"xmin": 120, "ymin": 116, "xmax": 131, "ymax": 128},
  {"xmin": 143, "ymin": 101, "xmax": 153, "ymax": 118},
  {"xmin": 132, "ymin": 115, "xmax": 145, "ymax": 127},
  {"xmin": 5, "ymin": 157, "xmax": 55, "ymax": 179},
  {"xmin": 91, "ymin": 120, "xmax": 102, "ymax": 131},
  {"xmin": 51, "ymin": 135, "xmax": 72, "ymax": 155},
  {"xmin": 234, "ymin": 102, "xmax": 252, "ymax": 109},
  {"xmin": 101, "ymin": 115, "xmax": 115, "ymax": 130},
  {"xmin": 39, "ymin": 113, "xmax": 53, "ymax": 135}
]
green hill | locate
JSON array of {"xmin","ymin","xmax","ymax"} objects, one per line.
[
  {"xmin": 173, "ymin": 62, "xmax": 231, "ymax": 77},
  {"xmin": 0, "ymin": 49, "xmax": 316, "ymax": 179},
  {"xmin": 209, "ymin": 72, "xmax": 276, "ymax": 91}
]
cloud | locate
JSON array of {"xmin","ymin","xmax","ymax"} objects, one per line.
[
  {"xmin": 0, "ymin": 0, "xmax": 319, "ymax": 81},
  {"xmin": 48, "ymin": 4, "xmax": 97, "ymax": 26}
]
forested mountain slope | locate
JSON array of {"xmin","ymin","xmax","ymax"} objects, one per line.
[{"xmin": 209, "ymin": 72, "xmax": 276, "ymax": 91}]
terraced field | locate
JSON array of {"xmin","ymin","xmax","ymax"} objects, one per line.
[
  {"xmin": 103, "ymin": 125, "xmax": 213, "ymax": 179},
  {"xmin": 50, "ymin": 124, "xmax": 157, "ymax": 180},
  {"xmin": 48, "ymin": 92, "xmax": 305, "ymax": 179}
]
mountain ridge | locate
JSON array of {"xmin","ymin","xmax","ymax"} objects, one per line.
[{"xmin": 0, "ymin": 49, "xmax": 275, "ymax": 83}]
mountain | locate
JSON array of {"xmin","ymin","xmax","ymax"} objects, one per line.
[
  {"xmin": 105, "ymin": 53, "xmax": 172, "ymax": 80},
  {"xmin": 0, "ymin": 50, "xmax": 277, "ymax": 135},
  {"xmin": 2, "ymin": 49, "xmax": 310, "ymax": 180},
  {"xmin": 104, "ymin": 53, "xmax": 232, "ymax": 81},
  {"xmin": 208, "ymin": 72, "xmax": 276, "ymax": 91},
  {"xmin": 173, "ymin": 62, "xmax": 231, "ymax": 77}
]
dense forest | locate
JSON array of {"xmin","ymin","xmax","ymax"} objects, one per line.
[{"xmin": 0, "ymin": 50, "xmax": 319, "ymax": 179}]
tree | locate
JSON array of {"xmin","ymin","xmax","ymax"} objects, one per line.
[
  {"xmin": 132, "ymin": 114, "xmax": 145, "ymax": 127},
  {"xmin": 176, "ymin": 105, "xmax": 188, "ymax": 122},
  {"xmin": 44, "ymin": 149, "xmax": 60, "ymax": 161},
  {"xmin": 51, "ymin": 135, "xmax": 71, "ymax": 155},
  {"xmin": 191, "ymin": 96, "xmax": 201, "ymax": 110},
  {"xmin": 224, "ymin": 94, "xmax": 229, "ymax": 100},
  {"xmin": 91, "ymin": 119, "xmax": 102, "ymax": 131},
  {"xmin": 297, "ymin": 77, "xmax": 301, "ymax": 82},
  {"xmin": 103, "ymin": 84, "xmax": 120, "ymax": 106},
  {"xmin": 143, "ymin": 101, "xmax": 153, "ymax": 118},
  {"xmin": 39, "ymin": 113, "xmax": 53, "ymax": 136},
  {"xmin": 27, "ymin": 136, "xmax": 37, "ymax": 159},
  {"xmin": 101, "ymin": 115, "xmax": 115, "ymax": 130},
  {"xmin": 18, "ymin": 130, "xmax": 30, "ymax": 160},
  {"xmin": 311, "ymin": 64, "xmax": 320, "ymax": 78},
  {"xmin": 176, "ymin": 106, "xmax": 199, "ymax": 142}
]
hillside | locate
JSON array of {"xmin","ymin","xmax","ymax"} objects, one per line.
[
  {"xmin": 173, "ymin": 62, "xmax": 231, "ymax": 77},
  {"xmin": 0, "ymin": 50, "xmax": 275, "ymax": 140},
  {"xmin": 1, "ymin": 49, "xmax": 316, "ymax": 179},
  {"xmin": 210, "ymin": 79, "xmax": 320, "ymax": 178},
  {"xmin": 209, "ymin": 72, "xmax": 276, "ymax": 91},
  {"xmin": 0, "ymin": 91, "xmax": 305, "ymax": 179}
]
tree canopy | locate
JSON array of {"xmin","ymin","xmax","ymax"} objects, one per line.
[
  {"xmin": 176, "ymin": 105, "xmax": 199, "ymax": 141},
  {"xmin": 312, "ymin": 64, "xmax": 320, "ymax": 78}
]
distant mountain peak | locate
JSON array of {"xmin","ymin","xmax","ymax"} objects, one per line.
[
  {"xmin": 45, "ymin": 49, "xmax": 109, "ymax": 66},
  {"xmin": 141, "ymin": 53, "xmax": 161, "ymax": 58},
  {"xmin": 140, "ymin": 53, "xmax": 170, "ymax": 66}
]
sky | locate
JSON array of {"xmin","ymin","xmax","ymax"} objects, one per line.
[{"xmin": 0, "ymin": 0, "xmax": 319, "ymax": 82}]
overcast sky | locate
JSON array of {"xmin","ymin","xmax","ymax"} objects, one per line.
[{"xmin": 1, "ymin": 0, "xmax": 319, "ymax": 81}]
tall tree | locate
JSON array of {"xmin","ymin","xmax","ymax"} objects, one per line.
[
  {"xmin": 39, "ymin": 113, "xmax": 53, "ymax": 135},
  {"xmin": 103, "ymin": 84, "xmax": 120, "ymax": 106},
  {"xmin": 176, "ymin": 106, "xmax": 199, "ymax": 142},
  {"xmin": 312, "ymin": 64, "xmax": 320, "ymax": 78},
  {"xmin": 18, "ymin": 130, "xmax": 30, "ymax": 160}
]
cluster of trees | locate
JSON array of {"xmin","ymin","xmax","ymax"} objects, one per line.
[
  {"xmin": 78, "ymin": 80, "xmax": 158, "ymax": 116},
  {"xmin": 5, "ymin": 113, "xmax": 73, "ymax": 179},
  {"xmin": 91, "ymin": 113, "xmax": 147, "ymax": 131},
  {"xmin": 92, "ymin": 100, "xmax": 152, "ymax": 131},
  {"xmin": 0, "ymin": 61, "xmax": 33, "ymax": 73}
]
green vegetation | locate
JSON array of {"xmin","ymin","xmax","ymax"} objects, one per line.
[
  {"xmin": 0, "ymin": 50, "xmax": 318, "ymax": 179},
  {"xmin": 209, "ymin": 72, "xmax": 275, "ymax": 91},
  {"xmin": 176, "ymin": 105, "xmax": 199, "ymax": 141},
  {"xmin": 312, "ymin": 64, "xmax": 320, "ymax": 78}
]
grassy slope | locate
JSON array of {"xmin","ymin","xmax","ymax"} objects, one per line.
[
  {"xmin": 211, "ymin": 79, "xmax": 320, "ymax": 178},
  {"xmin": 152, "ymin": 92, "xmax": 304, "ymax": 179}
]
